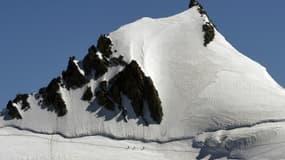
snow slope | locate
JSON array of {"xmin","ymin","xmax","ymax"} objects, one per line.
[
  {"xmin": 0, "ymin": 127, "xmax": 197, "ymax": 160},
  {"xmin": 1, "ymin": 3, "xmax": 285, "ymax": 159}
]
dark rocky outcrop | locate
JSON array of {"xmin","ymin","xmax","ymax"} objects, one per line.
[
  {"xmin": 82, "ymin": 45, "xmax": 108, "ymax": 79},
  {"xmin": 39, "ymin": 77, "xmax": 67, "ymax": 117},
  {"xmin": 203, "ymin": 22, "xmax": 215, "ymax": 46},
  {"xmin": 189, "ymin": 0, "xmax": 216, "ymax": 46},
  {"xmin": 13, "ymin": 94, "xmax": 30, "ymax": 111},
  {"xmin": 106, "ymin": 61, "xmax": 163, "ymax": 124},
  {"xmin": 62, "ymin": 56, "xmax": 88, "ymax": 89},
  {"xmin": 82, "ymin": 87, "xmax": 93, "ymax": 101},
  {"xmin": 95, "ymin": 81, "xmax": 116, "ymax": 111},
  {"xmin": 6, "ymin": 101, "xmax": 22, "ymax": 119},
  {"xmin": 110, "ymin": 61, "xmax": 145, "ymax": 117},
  {"xmin": 5, "ymin": 93, "xmax": 30, "ymax": 119},
  {"xmin": 109, "ymin": 55, "xmax": 128, "ymax": 67},
  {"xmin": 189, "ymin": 0, "xmax": 199, "ymax": 8},
  {"xmin": 189, "ymin": 0, "xmax": 206, "ymax": 15},
  {"xmin": 97, "ymin": 35, "xmax": 113, "ymax": 58},
  {"xmin": 143, "ymin": 77, "xmax": 163, "ymax": 123}
]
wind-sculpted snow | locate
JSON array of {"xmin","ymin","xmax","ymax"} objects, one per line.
[
  {"xmin": 1, "ymin": 1, "xmax": 285, "ymax": 159},
  {"xmin": 193, "ymin": 121, "xmax": 285, "ymax": 159}
]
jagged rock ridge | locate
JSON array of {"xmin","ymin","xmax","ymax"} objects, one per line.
[
  {"xmin": 104, "ymin": 60, "xmax": 163, "ymax": 124},
  {"xmin": 5, "ymin": 35, "xmax": 164, "ymax": 124},
  {"xmin": 189, "ymin": 0, "xmax": 215, "ymax": 46},
  {"xmin": 62, "ymin": 56, "xmax": 88, "ymax": 89},
  {"xmin": 5, "ymin": 94, "xmax": 30, "ymax": 119},
  {"xmin": 82, "ymin": 86, "xmax": 93, "ymax": 101},
  {"xmin": 38, "ymin": 77, "xmax": 67, "ymax": 117}
]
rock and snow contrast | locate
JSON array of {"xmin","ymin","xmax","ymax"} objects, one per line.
[{"xmin": 1, "ymin": 0, "xmax": 285, "ymax": 159}]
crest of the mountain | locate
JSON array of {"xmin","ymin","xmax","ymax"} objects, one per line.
[
  {"xmin": 189, "ymin": 0, "xmax": 215, "ymax": 46},
  {"xmin": 189, "ymin": 0, "xmax": 199, "ymax": 8}
]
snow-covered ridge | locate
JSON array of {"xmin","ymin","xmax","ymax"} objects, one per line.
[
  {"xmin": 2, "ymin": 1, "xmax": 285, "ymax": 159},
  {"xmin": 1, "ymin": 0, "xmax": 285, "ymax": 151},
  {"xmin": 2, "ymin": 33, "xmax": 164, "ymax": 127}
]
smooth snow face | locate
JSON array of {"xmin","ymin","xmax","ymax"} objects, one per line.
[
  {"xmin": 110, "ymin": 6, "xmax": 285, "ymax": 137},
  {"xmin": 1, "ymin": 6, "xmax": 285, "ymax": 145}
]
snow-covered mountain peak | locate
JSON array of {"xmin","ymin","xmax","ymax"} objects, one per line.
[
  {"xmin": 1, "ymin": 1, "xmax": 285, "ymax": 156},
  {"xmin": 2, "ymin": 2, "xmax": 285, "ymax": 159}
]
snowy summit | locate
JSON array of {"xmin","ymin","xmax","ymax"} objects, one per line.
[{"xmin": 1, "ymin": 1, "xmax": 285, "ymax": 159}]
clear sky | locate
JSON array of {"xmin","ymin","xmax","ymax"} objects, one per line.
[{"xmin": 1, "ymin": 0, "xmax": 285, "ymax": 108}]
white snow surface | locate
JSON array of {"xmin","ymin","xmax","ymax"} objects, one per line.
[
  {"xmin": 1, "ymin": 6, "xmax": 285, "ymax": 159},
  {"xmin": 0, "ymin": 127, "xmax": 197, "ymax": 160}
]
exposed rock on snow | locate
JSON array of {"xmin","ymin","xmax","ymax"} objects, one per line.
[
  {"xmin": 5, "ymin": 94, "xmax": 30, "ymax": 119},
  {"xmin": 90, "ymin": 60, "xmax": 164, "ymax": 124},
  {"xmin": 109, "ymin": 55, "xmax": 128, "ymax": 67},
  {"xmin": 3, "ymin": 31, "xmax": 163, "ymax": 124},
  {"xmin": 108, "ymin": 60, "xmax": 163, "ymax": 124},
  {"xmin": 189, "ymin": 0, "xmax": 216, "ymax": 46},
  {"xmin": 82, "ymin": 45, "xmax": 108, "ymax": 79},
  {"xmin": 97, "ymin": 34, "xmax": 113, "ymax": 58},
  {"xmin": 6, "ymin": 101, "xmax": 22, "ymax": 119},
  {"xmin": 12, "ymin": 94, "xmax": 30, "ymax": 111},
  {"xmin": 202, "ymin": 22, "xmax": 215, "ymax": 46},
  {"xmin": 82, "ymin": 86, "xmax": 93, "ymax": 101},
  {"xmin": 189, "ymin": 0, "xmax": 199, "ymax": 9},
  {"xmin": 1, "ymin": 1, "xmax": 285, "ymax": 159},
  {"xmin": 62, "ymin": 56, "xmax": 88, "ymax": 89},
  {"xmin": 38, "ymin": 77, "xmax": 67, "ymax": 117},
  {"xmin": 95, "ymin": 81, "xmax": 116, "ymax": 111}
]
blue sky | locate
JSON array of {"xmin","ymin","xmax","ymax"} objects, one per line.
[{"xmin": 0, "ymin": 0, "xmax": 285, "ymax": 108}]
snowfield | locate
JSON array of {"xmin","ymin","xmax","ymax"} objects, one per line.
[
  {"xmin": 0, "ymin": 127, "xmax": 197, "ymax": 160},
  {"xmin": 1, "ymin": 4, "xmax": 285, "ymax": 159}
]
